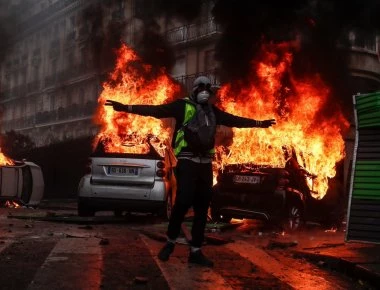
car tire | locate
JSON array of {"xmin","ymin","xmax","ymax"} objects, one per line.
[
  {"xmin": 78, "ymin": 201, "xmax": 95, "ymax": 217},
  {"xmin": 282, "ymin": 201, "xmax": 304, "ymax": 231}
]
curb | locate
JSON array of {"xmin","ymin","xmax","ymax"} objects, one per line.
[{"xmin": 293, "ymin": 251, "xmax": 380, "ymax": 288}]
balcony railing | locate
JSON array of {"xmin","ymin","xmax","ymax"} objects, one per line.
[
  {"xmin": 174, "ymin": 70, "xmax": 220, "ymax": 93},
  {"xmin": 345, "ymin": 31, "xmax": 378, "ymax": 54},
  {"xmin": 166, "ymin": 18, "xmax": 221, "ymax": 44},
  {"xmin": 2, "ymin": 101, "xmax": 97, "ymax": 131},
  {"xmin": 27, "ymin": 81, "xmax": 41, "ymax": 93}
]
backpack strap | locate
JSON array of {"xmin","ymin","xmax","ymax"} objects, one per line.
[{"xmin": 173, "ymin": 99, "xmax": 197, "ymax": 156}]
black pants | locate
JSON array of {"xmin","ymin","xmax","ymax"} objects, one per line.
[{"xmin": 167, "ymin": 159, "xmax": 213, "ymax": 248}]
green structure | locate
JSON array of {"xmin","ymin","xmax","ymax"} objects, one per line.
[{"xmin": 346, "ymin": 92, "xmax": 380, "ymax": 243}]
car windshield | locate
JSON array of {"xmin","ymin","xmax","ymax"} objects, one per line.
[{"xmin": 92, "ymin": 135, "xmax": 170, "ymax": 160}]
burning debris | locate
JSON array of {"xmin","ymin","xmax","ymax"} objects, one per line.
[
  {"xmin": 0, "ymin": 149, "xmax": 14, "ymax": 166},
  {"xmin": 0, "ymin": 200, "xmax": 21, "ymax": 208}
]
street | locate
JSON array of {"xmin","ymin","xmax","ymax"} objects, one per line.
[{"xmin": 0, "ymin": 200, "xmax": 376, "ymax": 290}]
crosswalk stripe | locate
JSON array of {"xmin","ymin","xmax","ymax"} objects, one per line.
[
  {"xmin": 27, "ymin": 237, "xmax": 103, "ymax": 290},
  {"xmin": 141, "ymin": 234, "xmax": 234, "ymax": 290},
  {"xmin": 226, "ymin": 240, "xmax": 345, "ymax": 290}
]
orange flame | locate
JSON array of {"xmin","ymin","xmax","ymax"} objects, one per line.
[
  {"xmin": 94, "ymin": 44, "xmax": 180, "ymax": 155},
  {"xmin": 93, "ymin": 42, "xmax": 348, "ymax": 200},
  {"xmin": 0, "ymin": 149, "xmax": 14, "ymax": 166},
  {"xmin": 215, "ymin": 42, "xmax": 349, "ymax": 199},
  {"xmin": 4, "ymin": 200, "xmax": 21, "ymax": 208}
]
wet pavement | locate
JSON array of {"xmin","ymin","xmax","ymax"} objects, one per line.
[
  {"xmin": 292, "ymin": 231, "xmax": 380, "ymax": 289},
  {"xmin": 1, "ymin": 198, "xmax": 380, "ymax": 289}
]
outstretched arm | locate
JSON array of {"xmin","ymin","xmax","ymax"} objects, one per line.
[
  {"xmin": 215, "ymin": 107, "xmax": 276, "ymax": 128},
  {"xmin": 105, "ymin": 99, "xmax": 181, "ymax": 119}
]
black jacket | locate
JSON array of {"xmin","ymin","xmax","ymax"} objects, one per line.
[{"xmin": 129, "ymin": 98, "xmax": 262, "ymax": 150}]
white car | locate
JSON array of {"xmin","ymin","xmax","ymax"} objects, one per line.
[
  {"xmin": 0, "ymin": 161, "xmax": 44, "ymax": 207},
  {"xmin": 77, "ymin": 137, "xmax": 176, "ymax": 218}
]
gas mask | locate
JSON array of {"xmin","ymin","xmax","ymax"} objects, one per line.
[{"xmin": 196, "ymin": 90, "xmax": 210, "ymax": 104}]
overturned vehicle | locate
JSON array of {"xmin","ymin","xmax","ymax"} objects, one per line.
[
  {"xmin": 0, "ymin": 160, "xmax": 44, "ymax": 207},
  {"xmin": 210, "ymin": 148, "xmax": 345, "ymax": 231}
]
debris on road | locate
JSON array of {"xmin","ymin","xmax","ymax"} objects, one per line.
[
  {"xmin": 266, "ymin": 240, "xmax": 298, "ymax": 250},
  {"xmin": 99, "ymin": 238, "xmax": 109, "ymax": 245},
  {"xmin": 134, "ymin": 276, "xmax": 148, "ymax": 284}
]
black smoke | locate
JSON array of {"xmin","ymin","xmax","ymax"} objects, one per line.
[
  {"xmin": 211, "ymin": 0, "xmax": 380, "ymax": 118},
  {"xmin": 0, "ymin": 1, "xmax": 20, "ymax": 66},
  {"xmin": 133, "ymin": 0, "xmax": 202, "ymax": 71},
  {"xmin": 82, "ymin": 1, "xmax": 127, "ymax": 72}
]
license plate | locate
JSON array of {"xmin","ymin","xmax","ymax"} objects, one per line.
[
  {"xmin": 233, "ymin": 175, "xmax": 260, "ymax": 184},
  {"xmin": 108, "ymin": 166, "xmax": 139, "ymax": 176}
]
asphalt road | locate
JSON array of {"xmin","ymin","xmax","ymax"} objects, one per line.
[{"xmin": 0, "ymin": 200, "xmax": 374, "ymax": 290}]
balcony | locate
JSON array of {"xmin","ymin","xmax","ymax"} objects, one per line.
[
  {"xmin": 174, "ymin": 70, "xmax": 220, "ymax": 93},
  {"xmin": 44, "ymin": 64, "xmax": 93, "ymax": 88},
  {"xmin": 34, "ymin": 101, "xmax": 97, "ymax": 126},
  {"xmin": 342, "ymin": 32, "xmax": 380, "ymax": 83},
  {"xmin": 2, "ymin": 101, "xmax": 97, "ymax": 132},
  {"xmin": 166, "ymin": 18, "xmax": 221, "ymax": 45},
  {"xmin": 27, "ymin": 81, "xmax": 41, "ymax": 93}
]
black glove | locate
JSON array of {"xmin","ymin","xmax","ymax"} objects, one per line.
[
  {"xmin": 259, "ymin": 119, "xmax": 276, "ymax": 128},
  {"xmin": 105, "ymin": 100, "xmax": 128, "ymax": 112}
]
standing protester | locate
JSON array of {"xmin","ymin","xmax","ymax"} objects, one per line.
[{"xmin": 105, "ymin": 76, "xmax": 276, "ymax": 267}]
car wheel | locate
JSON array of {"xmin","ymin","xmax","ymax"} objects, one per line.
[
  {"xmin": 282, "ymin": 201, "xmax": 304, "ymax": 231},
  {"xmin": 78, "ymin": 201, "xmax": 95, "ymax": 217}
]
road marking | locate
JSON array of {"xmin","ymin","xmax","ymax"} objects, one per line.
[
  {"xmin": 226, "ymin": 240, "xmax": 345, "ymax": 290},
  {"xmin": 28, "ymin": 237, "xmax": 103, "ymax": 290},
  {"xmin": 141, "ymin": 234, "xmax": 233, "ymax": 290}
]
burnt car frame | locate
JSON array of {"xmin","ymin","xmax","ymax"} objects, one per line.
[
  {"xmin": 77, "ymin": 136, "xmax": 176, "ymax": 218},
  {"xmin": 210, "ymin": 148, "xmax": 344, "ymax": 231}
]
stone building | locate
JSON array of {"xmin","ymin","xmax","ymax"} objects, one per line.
[
  {"xmin": 0, "ymin": 0, "xmax": 379, "ymax": 190},
  {"xmin": 0, "ymin": 0, "xmax": 221, "ymax": 146}
]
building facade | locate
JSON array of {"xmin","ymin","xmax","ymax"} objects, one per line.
[
  {"xmin": 0, "ymin": 0, "xmax": 221, "ymax": 146},
  {"xmin": 0, "ymin": 0, "xmax": 380, "ymax": 192}
]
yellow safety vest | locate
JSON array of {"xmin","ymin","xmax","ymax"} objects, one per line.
[{"xmin": 174, "ymin": 98, "xmax": 216, "ymax": 156}]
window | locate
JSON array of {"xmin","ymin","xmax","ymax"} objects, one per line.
[
  {"xmin": 204, "ymin": 50, "xmax": 215, "ymax": 71},
  {"xmin": 171, "ymin": 55, "xmax": 186, "ymax": 78}
]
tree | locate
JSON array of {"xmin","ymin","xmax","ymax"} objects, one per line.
[{"xmin": 0, "ymin": 130, "xmax": 35, "ymax": 160}]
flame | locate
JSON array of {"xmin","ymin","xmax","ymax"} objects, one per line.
[
  {"xmin": 215, "ymin": 42, "xmax": 349, "ymax": 199},
  {"xmin": 93, "ymin": 42, "xmax": 348, "ymax": 200},
  {"xmin": 4, "ymin": 200, "xmax": 21, "ymax": 208},
  {"xmin": 0, "ymin": 149, "xmax": 14, "ymax": 166},
  {"xmin": 94, "ymin": 44, "xmax": 180, "ymax": 155},
  {"xmin": 324, "ymin": 227, "xmax": 338, "ymax": 233}
]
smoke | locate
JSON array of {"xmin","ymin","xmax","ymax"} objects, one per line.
[
  {"xmin": 133, "ymin": 0, "xmax": 202, "ymax": 71},
  {"xmin": 82, "ymin": 1, "xmax": 127, "ymax": 72},
  {"xmin": 0, "ymin": 1, "xmax": 20, "ymax": 66},
  {"xmin": 82, "ymin": 0, "xmax": 202, "ymax": 72},
  {"xmin": 211, "ymin": 0, "xmax": 380, "ymax": 117}
]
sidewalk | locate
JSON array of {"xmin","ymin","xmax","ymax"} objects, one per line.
[{"xmin": 291, "ymin": 230, "xmax": 380, "ymax": 288}]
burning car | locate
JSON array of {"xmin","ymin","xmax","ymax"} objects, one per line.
[
  {"xmin": 77, "ymin": 135, "xmax": 176, "ymax": 218},
  {"xmin": 210, "ymin": 147, "xmax": 344, "ymax": 231},
  {"xmin": 0, "ymin": 158, "xmax": 44, "ymax": 207}
]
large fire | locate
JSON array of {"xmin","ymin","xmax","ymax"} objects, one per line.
[
  {"xmin": 94, "ymin": 44, "xmax": 181, "ymax": 156},
  {"xmin": 215, "ymin": 42, "xmax": 349, "ymax": 199},
  {"xmin": 94, "ymin": 42, "xmax": 349, "ymax": 199}
]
